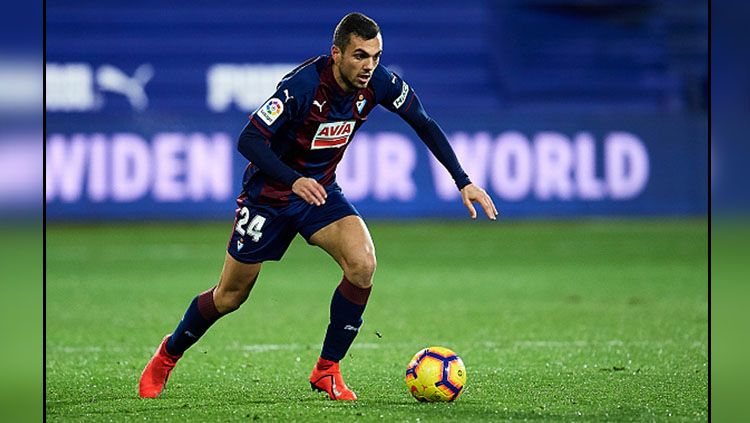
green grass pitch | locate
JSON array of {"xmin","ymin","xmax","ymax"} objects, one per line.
[{"xmin": 46, "ymin": 219, "xmax": 707, "ymax": 421}]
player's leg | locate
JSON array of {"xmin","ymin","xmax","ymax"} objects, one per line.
[
  {"xmin": 140, "ymin": 198, "xmax": 295, "ymax": 398},
  {"xmin": 165, "ymin": 254, "xmax": 262, "ymax": 356},
  {"xmin": 311, "ymin": 214, "xmax": 376, "ymax": 289},
  {"xmin": 139, "ymin": 254, "xmax": 261, "ymax": 398},
  {"xmin": 298, "ymin": 189, "xmax": 375, "ymax": 400},
  {"xmin": 310, "ymin": 214, "xmax": 376, "ymax": 360}
]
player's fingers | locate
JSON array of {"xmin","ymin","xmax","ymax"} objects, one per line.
[
  {"xmin": 302, "ymin": 192, "xmax": 316, "ymax": 206},
  {"xmin": 301, "ymin": 186, "xmax": 321, "ymax": 206},
  {"xmin": 480, "ymin": 196, "xmax": 496, "ymax": 220},
  {"xmin": 481, "ymin": 195, "xmax": 496, "ymax": 219},
  {"xmin": 476, "ymin": 191, "xmax": 498, "ymax": 217},
  {"xmin": 319, "ymin": 182, "xmax": 328, "ymax": 199},
  {"xmin": 489, "ymin": 196, "xmax": 499, "ymax": 216},
  {"xmin": 307, "ymin": 187, "xmax": 325, "ymax": 205},
  {"xmin": 312, "ymin": 182, "xmax": 327, "ymax": 202},
  {"xmin": 463, "ymin": 198, "xmax": 477, "ymax": 219},
  {"xmin": 292, "ymin": 180, "xmax": 316, "ymax": 205},
  {"xmin": 299, "ymin": 180, "xmax": 325, "ymax": 205}
]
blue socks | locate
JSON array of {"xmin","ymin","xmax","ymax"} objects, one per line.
[
  {"xmin": 164, "ymin": 278, "xmax": 371, "ymax": 361},
  {"xmin": 165, "ymin": 287, "xmax": 223, "ymax": 356},
  {"xmin": 321, "ymin": 278, "xmax": 372, "ymax": 362}
]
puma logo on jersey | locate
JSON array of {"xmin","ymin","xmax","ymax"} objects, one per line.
[
  {"xmin": 343, "ymin": 325, "xmax": 359, "ymax": 332},
  {"xmin": 313, "ymin": 100, "xmax": 326, "ymax": 112},
  {"xmin": 283, "ymin": 89, "xmax": 294, "ymax": 103},
  {"xmin": 311, "ymin": 120, "xmax": 355, "ymax": 150}
]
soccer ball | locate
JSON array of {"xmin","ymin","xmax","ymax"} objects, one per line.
[{"xmin": 405, "ymin": 346, "xmax": 466, "ymax": 402}]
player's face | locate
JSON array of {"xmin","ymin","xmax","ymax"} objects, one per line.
[{"xmin": 332, "ymin": 33, "xmax": 383, "ymax": 92}]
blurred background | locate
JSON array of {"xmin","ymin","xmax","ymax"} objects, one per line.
[
  {"xmin": 41, "ymin": 0, "xmax": 715, "ymax": 421},
  {"xmin": 0, "ymin": 1, "xmax": 41, "ymax": 422},
  {"xmin": 711, "ymin": 1, "xmax": 750, "ymax": 421},
  {"xmin": 44, "ymin": 0, "xmax": 708, "ymax": 221}
]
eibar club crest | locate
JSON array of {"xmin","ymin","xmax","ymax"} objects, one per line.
[{"xmin": 356, "ymin": 99, "xmax": 367, "ymax": 113}]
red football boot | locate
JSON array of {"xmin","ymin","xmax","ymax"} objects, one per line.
[
  {"xmin": 138, "ymin": 335, "xmax": 182, "ymax": 398},
  {"xmin": 309, "ymin": 357, "xmax": 357, "ymax": 401}
]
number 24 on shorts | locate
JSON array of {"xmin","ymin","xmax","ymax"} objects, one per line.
[{"xmin": 235, "ymin": 207, "xmax": 266, "ymax": 242}]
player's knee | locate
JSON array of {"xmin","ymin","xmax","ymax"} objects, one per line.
[
  {"xmin": 214, "ymin": 287, "xmax": 249, "ymax": 314},
  {"xmin": 346, "ymin": 254, "xmax": 377, "ymax": 288}
]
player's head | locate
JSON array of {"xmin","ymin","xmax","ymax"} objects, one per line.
[{"xmin": 331, "ymin": 12, "xmax": 382, "ymax": 92}]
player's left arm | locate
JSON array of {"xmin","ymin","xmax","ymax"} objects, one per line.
[{"xmin": 385, "ymin": 77, "xmax": 498, "ymax": 220}]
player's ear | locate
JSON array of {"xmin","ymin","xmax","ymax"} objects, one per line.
[{"xmin": 331, "ymin": 44, "xmax": 342, "ymax": 63}]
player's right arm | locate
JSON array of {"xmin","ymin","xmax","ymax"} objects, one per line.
[
  {"xmin": 373, "ymin": 66, "xmax": 498, "ymax": 220},
  {"xmin": 237, "ymin": 88, "xmax": 327, "ymax": 206}
]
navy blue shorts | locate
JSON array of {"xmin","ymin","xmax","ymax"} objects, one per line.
[{"xmin": 227, "ymin": 184, "xmax": 360, "ymax": 263}]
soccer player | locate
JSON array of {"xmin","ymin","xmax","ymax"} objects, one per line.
[{"xmin": 139, "ymin": 12, "xmax": 498, "ymax": 401}]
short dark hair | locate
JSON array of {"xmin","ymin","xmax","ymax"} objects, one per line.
[{"xmin": 333, "ymin": 13, "xmax": 380, "ymax": 52}]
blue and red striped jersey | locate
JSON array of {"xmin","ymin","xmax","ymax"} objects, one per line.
[{"xmin": 238, "ymin": 55, "xmax": 470, "ymax": 206}]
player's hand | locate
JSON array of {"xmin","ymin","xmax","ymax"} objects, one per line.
[
  {"xmin": 460, "ymin": 183, "xmax": 499, "ymax": 220},
  {"xmin": 292, "ymin": 177, "xmax": 327, "ymax": 206}
]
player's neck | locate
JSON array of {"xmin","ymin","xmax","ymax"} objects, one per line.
[{"xmin": 332, "ymin": 64, "xmax": 356, "ymax": 94}]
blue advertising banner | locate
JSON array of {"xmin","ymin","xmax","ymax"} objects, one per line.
[
  {"xmin": 45, "ymin": 112, "xmax": 707, "ymax": 220},
  {"xmin": 45, "ymin": 1, "xmax": 707, "ymax": 220}
]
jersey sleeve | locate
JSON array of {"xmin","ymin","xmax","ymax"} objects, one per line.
[
  {"xmin": 374, "ymin": 65, "xmax": 472, "ymax": 190},
  {"xmin": 248, "ymin": 83, "xmax": 300, "ymax": 139},
  {"xmin": 237, "ymin": 82, "xmax": 306, "ymax": 188},
  {"xmin": 375, "ymin": 66, "xmax": 417, "ymax": 115},
  {"xmin": 237, "ymin": 122, "xmax": 302, "ymax": 188}
]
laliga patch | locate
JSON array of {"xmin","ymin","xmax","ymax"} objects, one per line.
[
  {"xmin": 311, "ymin": 120, "xmax": 356, "ymax": 150},
  {"xmin": 257, "ymin": 97, "xmax": 284, "ymax": 126},
  {"xmin": 393, "ymin": 81, "xmax": 410, "ymax": 109}
]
